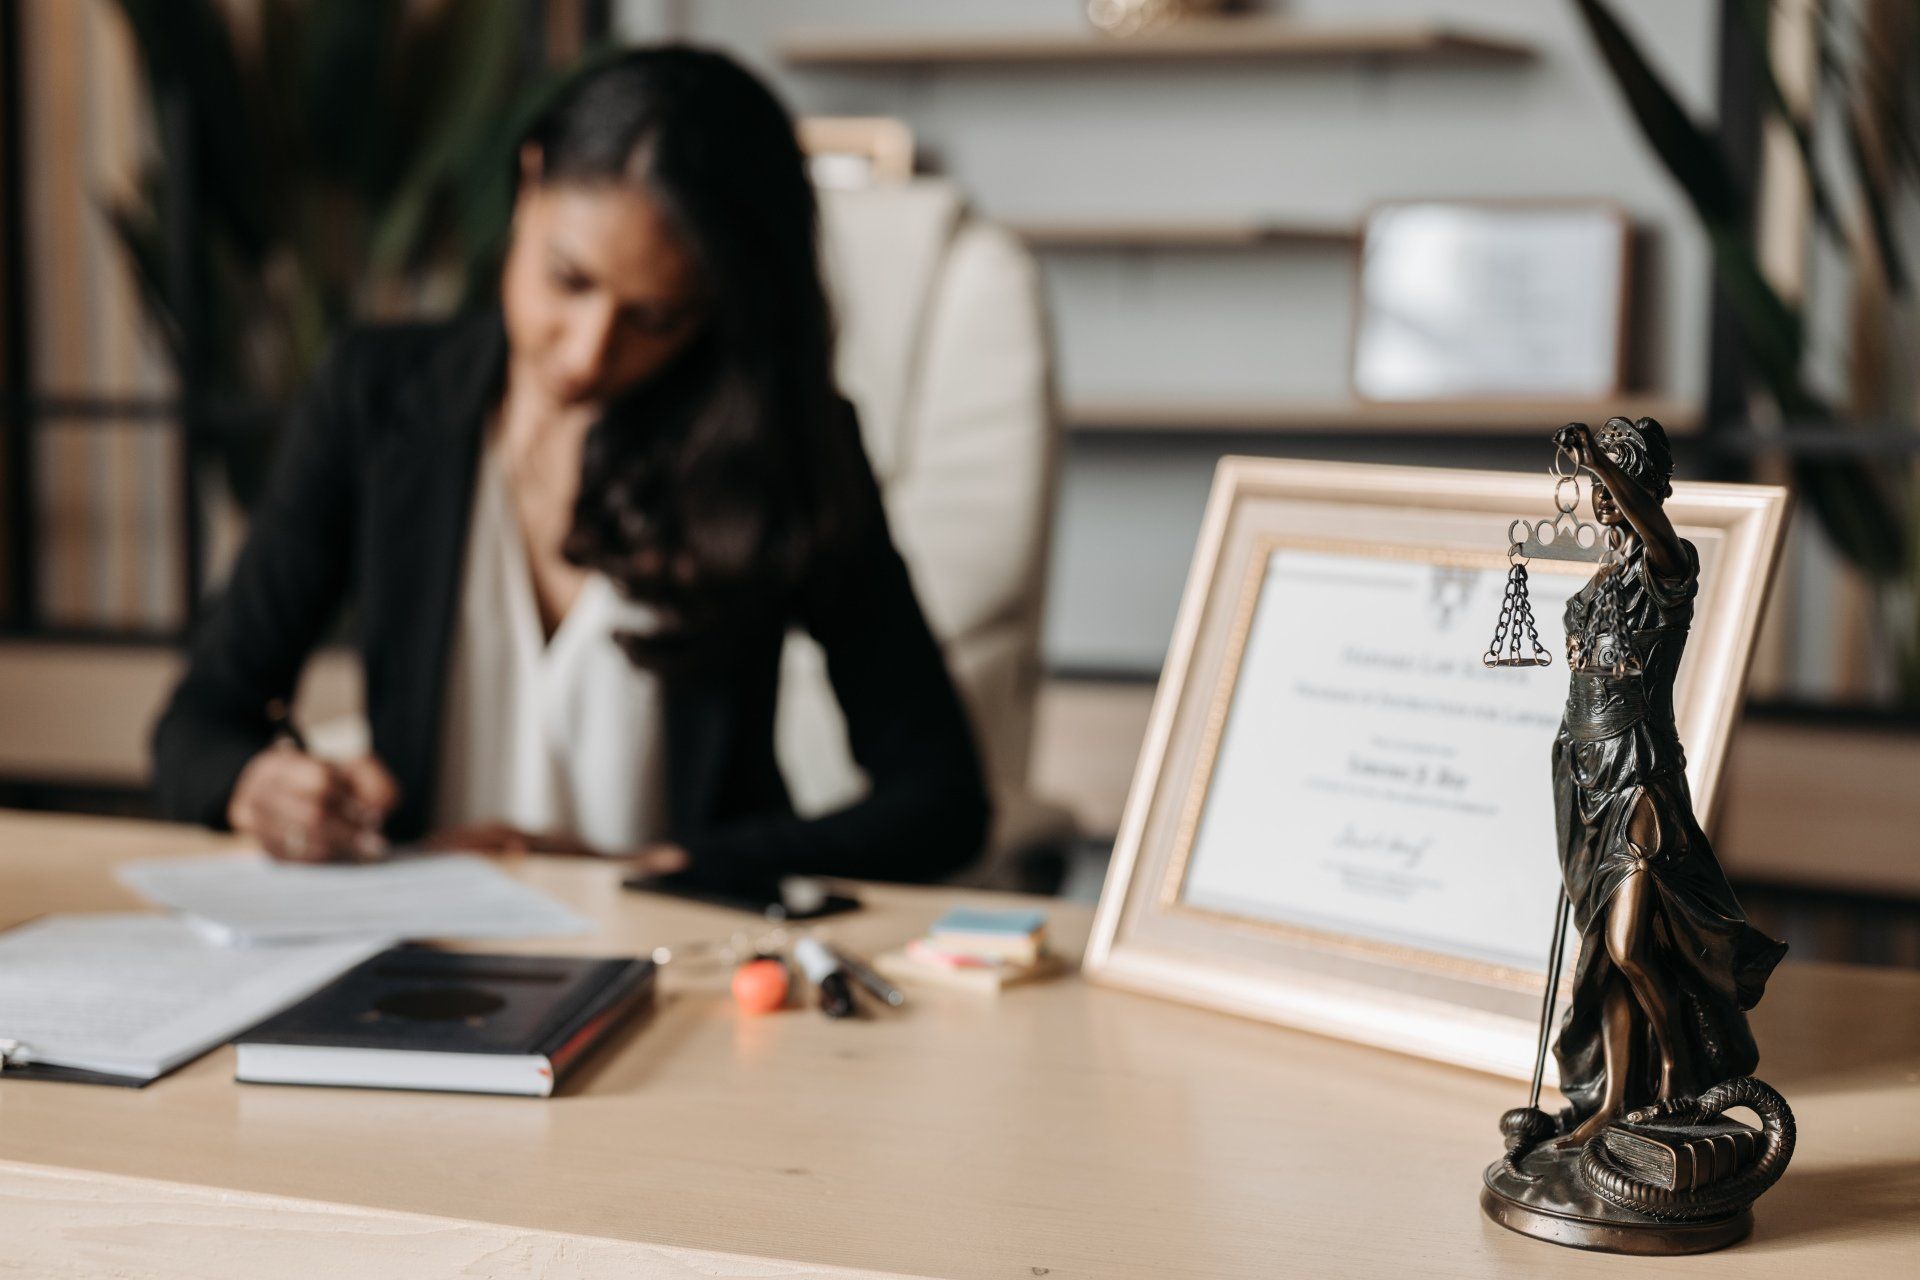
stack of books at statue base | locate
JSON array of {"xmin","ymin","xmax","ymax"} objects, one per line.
[
  {"xmin": 874, "ymin": 907, "xmax": 1062, "ymax": 995},
  {"xmin": 1600, "ymin": 1118, "xmax": 1760, "ymax": 1191}
]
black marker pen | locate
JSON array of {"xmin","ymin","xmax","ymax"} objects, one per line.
[{"xmin": 793, "ymin": 937, "xmax": 856, "ymax": 1019}]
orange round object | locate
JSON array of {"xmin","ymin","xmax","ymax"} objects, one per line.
[{"xmin": 731, "ymin": 958, "xmax": 789, "ymax": 1014}]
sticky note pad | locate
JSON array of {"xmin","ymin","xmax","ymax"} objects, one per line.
[{"xmin": 931, "ymin": 908, "xmax": 1047, "ymax": 937}]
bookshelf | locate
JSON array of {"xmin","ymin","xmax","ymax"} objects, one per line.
[
  {"xmin": 779, "ymin": 22, "xmax": 1536, "ymax": 69},
  {"xmin": 1008, "ymin": 218, "xmax": 1359, "ymax": 251},
  {"xmin": 772, "ymin": 9, "xmax": 1727, "ymax": 687},
  {"xmin": 1062, "ymin": 396, "xmax": 1705, "ymax": 437}
]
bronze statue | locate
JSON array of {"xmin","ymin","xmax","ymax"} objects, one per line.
[{"xmin": 1480, "ymin": 418, "xmax": 1796, "ymax": 1255}]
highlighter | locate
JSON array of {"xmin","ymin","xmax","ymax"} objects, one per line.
[{"xmin": 731, "ymin": 957, "xmax": 791, "ymax": 1015}]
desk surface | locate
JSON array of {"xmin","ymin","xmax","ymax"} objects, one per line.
[{"xmin": 2, "ymin": 811, "xmax": 1916, "ymax": 1279}]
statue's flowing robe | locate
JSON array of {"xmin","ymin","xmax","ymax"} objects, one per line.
[{"xmin": 1551, "ymin": 539, "xmax": 1786, "ymax": 1121}]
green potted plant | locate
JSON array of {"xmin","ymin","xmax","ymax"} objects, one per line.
[
  {"xmin": 1574, "ymin": 0, "xmax": 1918, "ymax": 700},
  {"xmin": 107, "ymin": 0, "xmax": 537, "ymax": 505}
]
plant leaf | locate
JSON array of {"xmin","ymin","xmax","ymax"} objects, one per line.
[
  {"xmin": 1819, "ymin": 3, "xmax": 1911, "ymax": 295},
  {"xmin": 1571, "ymin": 0, "xmax": 1745, "ymax": 224},
  {"xmin": 1732, "ymin": 0, "xmax": 1848, "ymax": 247},
  {"xmin": 367, "ymin": 0, "xmax": 522, "ymax": 277},
  {"xmin": 1573, "ymin": 0, "xmax": 1911, "ymax": 582}
]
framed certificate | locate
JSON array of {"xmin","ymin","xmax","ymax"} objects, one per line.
[
  {"xmin": 1352, "ymin": 201, "xmax": 1631, "ymax": 402},
  {"xmin": 1084, "ymin": 458, "xmax": 1788, "ymax": 1079}
]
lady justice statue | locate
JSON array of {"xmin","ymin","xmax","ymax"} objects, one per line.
[{"xmin": 1480, "ymin": 417, "xmax": 1796, "ymax": 1255}]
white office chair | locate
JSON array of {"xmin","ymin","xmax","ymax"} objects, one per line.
[{"xmin": 775, "ymin": 178, "xmax": 1074, "ymax": 881}]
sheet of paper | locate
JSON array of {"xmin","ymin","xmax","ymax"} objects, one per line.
[
  {"xmin": 117, "ymin": 852, "xmax": 590, "ymax": 945},
  {"xmin": 1180, "ymin": 548, "xmax": 1585, "ymax": 973},
  {"xmin": 0, "ymin": 914, "xmax": 385, "ymax": 1079}
]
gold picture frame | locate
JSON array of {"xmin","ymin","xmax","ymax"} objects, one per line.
[{"xmin": 1083, "ymin": 457, "xmax": 1789, "ymax": 1080}]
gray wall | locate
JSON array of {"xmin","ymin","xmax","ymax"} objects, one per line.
[{"xmin": 614, "ymin": 0, "xmax": 1721, "ymax": 675}]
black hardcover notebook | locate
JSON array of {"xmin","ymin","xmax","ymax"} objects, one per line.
[{"xmin": 234, "ymin": 949, "xmax": 655, "ymax": 1096}]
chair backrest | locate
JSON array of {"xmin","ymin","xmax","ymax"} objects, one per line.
[{"xmin": 774, "ymin": 179, "xmax": 1057, "ymax": 829}]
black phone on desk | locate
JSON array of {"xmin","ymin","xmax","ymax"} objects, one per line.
[{"xmin": 621, "ymin": 870, "xmax": 862, "ymax": 920}]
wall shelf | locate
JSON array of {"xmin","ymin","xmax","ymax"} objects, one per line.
[
  {"xmin": 1009, "ymin": 218, "xmax": 1359, "ymax": 251},
  {"xmin": 779, "ymin": 22, "xmax": 1537, "ymax": 69},
  {"xmin": 1063, "ymin": 396, "xmax": 1703, "ymax": 437}
]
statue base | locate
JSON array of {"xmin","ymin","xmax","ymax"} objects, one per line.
[
  {"xmin": 1483, "ymin": 1077, "xmax": 1793, "ymax": 1255},
  {"xmin": 1481, "ymin": 1145, "xmax": 1751, "ymax": 1256}
]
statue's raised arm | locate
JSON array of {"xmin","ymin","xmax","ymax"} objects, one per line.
[{"xmin": 1554, "ymin": 418, "xmax": 1688, "ymax": 582}]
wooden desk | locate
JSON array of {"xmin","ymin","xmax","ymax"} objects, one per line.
[{"xmin": 2, "ymin": 812, "xmax": 1916, "ymax": 1278}]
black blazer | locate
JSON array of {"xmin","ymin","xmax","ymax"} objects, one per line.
[{"xmin": 151, "ymin": 311, "xmax": 990, "ymax": 885}]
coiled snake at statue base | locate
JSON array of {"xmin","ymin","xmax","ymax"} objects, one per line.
[{"xmin": 1579, "ymin": 1077, "xmax": 1796, "ymax": 1220}]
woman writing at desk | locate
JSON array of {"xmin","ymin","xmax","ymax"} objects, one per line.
[{"xmin": 152, "ymin": 48, "xmax": 989, "ymax": 887}]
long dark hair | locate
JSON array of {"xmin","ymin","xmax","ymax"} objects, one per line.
[{"xmin": 518, "ymin": 47, "xmax": 857, "ymax": 666}]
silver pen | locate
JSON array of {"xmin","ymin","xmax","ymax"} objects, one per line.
[{"xmin": 830, "ymin": 944, "xmax": 905, "ymax": 1008}]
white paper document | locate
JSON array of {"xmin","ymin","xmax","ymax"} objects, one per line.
[
  {"xmin": 1180, "ymin": 548, "xmax": 1584, "ymax": 973},
  {"xmin": 117, "ymin": 852, "xmax": 590, "ymax": 946},
  {"xmin": 0, "ymin": 914, "xmax": 384, "ymax": 1081}
]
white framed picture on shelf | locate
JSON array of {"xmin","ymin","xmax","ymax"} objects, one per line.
[
  {"xmin": 1083, "ymin": 457, "xmax": 1788, "ymax": 1079},
  {"xmin": 1351, "ymin": 201, "xmax": 1632, "ymax": 402}
]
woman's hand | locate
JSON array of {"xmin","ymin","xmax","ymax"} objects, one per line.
[
  {"xmin": 228, "ymin": 745, "xmax": 398, "ymax": 863},
  {"xmin": 630, "ymin": 843, "xmax": 690, "ymax": 876}
]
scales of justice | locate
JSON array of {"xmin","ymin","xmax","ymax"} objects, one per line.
[{"xmin": 1477, "ymin": 417, "xmax": 1795, "ymax": 1255}]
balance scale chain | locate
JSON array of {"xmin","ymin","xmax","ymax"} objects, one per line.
[{"xmin": 1484, "ymin": 557, "xmax": 1552, "ymax": 668}]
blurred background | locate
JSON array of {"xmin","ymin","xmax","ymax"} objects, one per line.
[{"xmin": 1, "ymin": 1, "xmax": 1915, "ymax": 961}]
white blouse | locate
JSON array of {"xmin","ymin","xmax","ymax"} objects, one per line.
[{"xmin": 432, "ymin": 434, "xmax": 666, "ymax": 853}]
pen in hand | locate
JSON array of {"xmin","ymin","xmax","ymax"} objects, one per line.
[
  {"xmin": 265, "ymin": 699, "xmax": 310, "ymax": 754},
  {"xmin": 231, "ymin": 700, "xmax": 396, "ymax": 863}
]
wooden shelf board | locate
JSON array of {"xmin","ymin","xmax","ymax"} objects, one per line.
[
  {"xmin": 1063, "ymin": 397, "xmax": 1704, "ymax": 436},
  {"xmin": 1009, "ymin": 218, "xmax": 1359, "ymax": 251},
  {"xmin": 779, "ymin": 22, "xmax": 1537, "ymax": 68}
]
